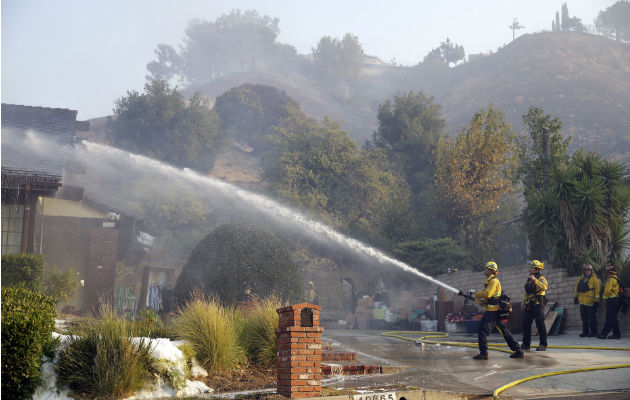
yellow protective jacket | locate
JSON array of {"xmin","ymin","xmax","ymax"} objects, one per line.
[
  {"xmin": 573, "ymin": 274, "xmax": 601, "ymax": 305},
  {"xmin": 602, "ymin": 274, "xmax": 620, "ymax": 300},
  {"xmin": 523, "ymin": 275, "xmax": 548, "ymax": 305},
  {"xmin": 474, "ymin": 274, "xmax": 501, "ymax": 311},
  {"xmin": 306, "ymin": 288, "xmax": 317, "ymax": 303}
]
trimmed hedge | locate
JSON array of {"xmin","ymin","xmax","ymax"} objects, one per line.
[
  {"xmin": 174, "ymin": 223, "xmax": 303, "ymax": 304},
  {"xmin": 1, "ymin": 253, "xmax": 44, "ymax": 290},
  {"xmin": 1, "ymin": 286, "xmax": 57, "ymax": 399}
]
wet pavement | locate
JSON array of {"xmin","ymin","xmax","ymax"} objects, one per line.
[{"xmin": 322, "ymin": 329, "xmax": 630, "ymax": 399}]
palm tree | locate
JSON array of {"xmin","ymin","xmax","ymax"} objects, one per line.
[{"xmin": 509, "ymin": 19, "xmax": 525, "ymax": 41}]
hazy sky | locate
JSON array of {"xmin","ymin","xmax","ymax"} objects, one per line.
[{"xmin": 1, "ymin": 0, "xmax": 616, "ymax": 120}]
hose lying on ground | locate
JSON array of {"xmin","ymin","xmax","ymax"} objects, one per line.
[{"xmin": 382, "ymin": 331, "xmax": 630, "ymax": 399}]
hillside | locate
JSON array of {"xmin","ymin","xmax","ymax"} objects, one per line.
[
  {"xmin": 88, "ymin": 31, "xmax": 629, "ymax": 166},
  {"xmin": 442, "ymin": 32, "xmax": 629, "ymax": 159},
  {"xmin": 189, "ymin": 31, "xmax": 629, "ymax": 162}
]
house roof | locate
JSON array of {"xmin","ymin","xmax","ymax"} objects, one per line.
[{"xmin": 1, "ymin": 103, "xmax": 78, "ymax": 183}]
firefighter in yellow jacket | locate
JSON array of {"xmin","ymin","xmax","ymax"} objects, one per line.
[
  {"xmin": 574, "ymin": 264, "xmax": 601, "ymax": 337},
  {"xmin": 521, "ymin": 260, "xmax": 548, "ymax": 351},
  {"xmin": 598, "ymin": 265, "xmax": 621, "ymax": 339},
  {"xmin": 471, "ymin": 261, "xmax": 523, "ymax": 360}
]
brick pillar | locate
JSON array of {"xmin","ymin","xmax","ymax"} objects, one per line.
[
  {"xmin": 85, "ymin": 228, "xmax": 119, "ymax": 313},
  {"xmin": 276, "ymin": 303, "xmax": 323, "ymax": 398}
]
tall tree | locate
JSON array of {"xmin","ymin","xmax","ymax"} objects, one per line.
[
  {"xmin": 595, "ymin": 1, "xmax": 630, "ymax": 42},
  {"xmin": 509, "ymin": 19, "xmax": 525, "ymax": 41},
  {"xmin": 372, "ymin": 91, "xmax": 445, "ymax": 194},
  {"xmin": 108, "ymin": 79, "xmax": 225, "ymax": 171},
  {"xmin": 434, "ymin": 105, "xmax": 517, "ymax": 263},
  {"xmin": 312, "ymin": 33, "xmax": 365, "ymax": 84},
  {"xmin": 147, "ymin": 10, "xmax": 294, "ymax": 84},
  {"xmin": 560, "ymin": 3, "xmax": 585, "ymax": 32},
  {"xmin": 422, "ymin": 38, "xmax": 465, "ymax": 66},
  {"xmin": 261, "ymin": 115, "xmax": 409, "ymax": 245},
  {"xmin": 213, "ymin": 84, "xmax": 303, "ymax": 153},
  {"xmin": 518, "ymin": 107, "xmax": 571, "ymax": 258}
]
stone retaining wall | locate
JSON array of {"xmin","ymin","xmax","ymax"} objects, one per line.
[{"xmin": 433, "ymin": 265, "xmax": 629, "ymax": 334}]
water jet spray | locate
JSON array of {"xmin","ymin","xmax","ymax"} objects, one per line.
[{"xmin": 77, "ymin": 141, "xmax": 461, "ymax": 294}]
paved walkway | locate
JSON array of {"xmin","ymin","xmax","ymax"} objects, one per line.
[{"xmin": 322, "ymin": 329, "xmax": 630, "ymax": 399}]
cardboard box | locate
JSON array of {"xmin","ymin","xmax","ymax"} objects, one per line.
[{"xmin": 358, "ymin": 296, "xmax": 373, "ymax": 308}]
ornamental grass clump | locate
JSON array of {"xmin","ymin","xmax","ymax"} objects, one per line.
[
  {"xmin": 175, "ymin": 294, "xmax": 246, "ymax": 372},
  {"xmin": 56, "ymin": 305, "xmax": 153, "ymax": 399},
  {"xmin": 239, "ymin": 296, "xmax": 283, "ymax": 367}
]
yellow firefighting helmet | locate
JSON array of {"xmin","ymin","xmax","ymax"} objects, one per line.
[
  {"xmin": 529, "ymin": 260, "xmax": 544, "ymax": 270},
  {"xmin": 605, "ymin": 265, "xmax": 617, "ymax": 274},
  {"xmin": 485, "ymin": 261, "xmax": 498, "ymax": 272}
]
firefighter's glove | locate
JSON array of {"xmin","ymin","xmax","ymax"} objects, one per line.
[{"xmin": 574, "ymin": 297, "xmax": 579, "ymax": 305}]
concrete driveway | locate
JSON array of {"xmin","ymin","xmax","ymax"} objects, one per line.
[{"xmin": 322, "ymin": 329, "xmax": 630, "ymax": 399}]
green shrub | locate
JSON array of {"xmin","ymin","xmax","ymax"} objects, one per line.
[
  {"xmin": 132, "ymin": 309, "xmax": 177, "ymax": 339},
  {"xmin": 1, "ymin": 253, "xmax": 44, "ymax": 290},
  {"xmin": 174, "ymin": 223, "xmax": 303, "ymax": 304},
  {"xmin": 1, "ymin": 287, "xmax": 56, "ymax": 399},
  {"xmin": 175, "ymin": 294, "xmax": 246, "ymax": 372},
  {"xmin": 56, "ymin": 305, "xmax": 154, "ymax": 399},
  {"xmin": 42, "ymin": 266, "xmax": 80, "ymax": 302},
  {"xmin": 239, "ymin": 296, "xmax": 283, "ymax": 367}
]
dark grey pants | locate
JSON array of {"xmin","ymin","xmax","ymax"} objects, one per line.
[
  {"xmin": 478, "ymin": 310, "xmax": 521, "ymax": 355},
  {"xmin": 523, "ymin": 303, "xmax": 548, "ymax": 347},
  {"xmin": 579, "ymin": 303, "xmax": 598, "ymax": 335}
]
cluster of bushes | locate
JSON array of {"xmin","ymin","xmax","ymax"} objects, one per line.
[
  {"xmin": 1, "ymin": 252, "xmax": 283, "ymax": 399},
  {"xmin": 53, "ymin": 295, "xmax": 282, "ymax": 398}
]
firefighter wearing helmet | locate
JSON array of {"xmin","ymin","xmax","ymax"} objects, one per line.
[
  {"xmin": 598, "ymin": 265, "xmax": 621, "ymax": 339},
  {"xmin": 574, "ymin": 263, "xmax": 601, "ymax": 337},
  {"xmin": 521, "ymin": 260, "xmax": 548, "ymax": 351},
  {"xmin": 469, "ymin": 261, "xmax": 523, "ymax": 360}
]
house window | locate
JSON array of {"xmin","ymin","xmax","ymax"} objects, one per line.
[{"xmin": 1, "ymin": 204, "xmax": 24, "ymax": 254}]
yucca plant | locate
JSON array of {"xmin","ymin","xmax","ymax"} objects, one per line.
[
  {"xmin": 175, "ymin": 293, "xmax": 246, "ymax": 372},
  {"xmin": 239, "ymin": 296, "xmax": 283, "ymax": 367},
  {"xmin": 56, "ymin": 304, "xmax": 154, "ymax": 399},
  {"xmin": 524, "ymin": 148, "xmax": 629, "ymax": 275}
]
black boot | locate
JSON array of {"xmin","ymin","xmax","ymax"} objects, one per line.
[
  {"xmin": 473, "ymin": 353, "xmax": 488, "ymax": 360},
  {"xmin": 579, "ymin": 332, "xmax": 588, "ymax": 337},
  {"xmin": 608, "ymin": 334, "xmax": 621, "ymax": 339},
  {"xmin": 509, "ymin": 351, "xmax": 524, "ymax": 358}
]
